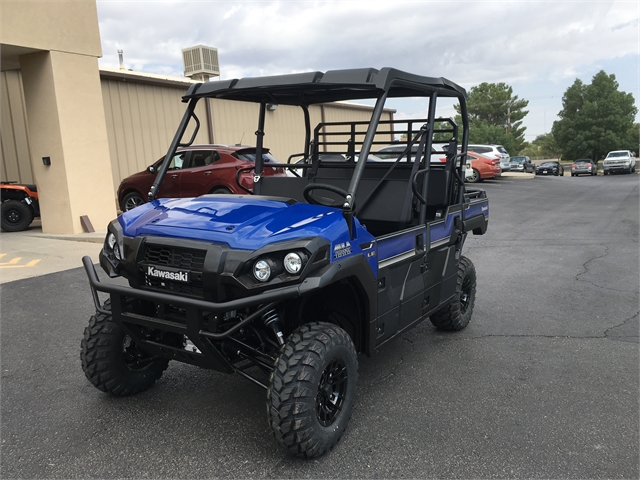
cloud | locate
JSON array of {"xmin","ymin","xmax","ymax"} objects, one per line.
[
  {"xmin": 95, "ymin": 0, "xmax": 639, "ymax": 139},
  {"xmin": 97, "ymin": 1, "xmax": 637, "ymax": 83}
]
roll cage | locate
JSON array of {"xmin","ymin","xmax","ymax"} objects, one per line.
[{"xmin": 149, "ymin": 67, "xmax": 469, "ymax": 236}]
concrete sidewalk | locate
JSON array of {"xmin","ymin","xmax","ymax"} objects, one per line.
[{"xmin": 0, "ymin": 220, "xmax": 105, "ymax": 284}]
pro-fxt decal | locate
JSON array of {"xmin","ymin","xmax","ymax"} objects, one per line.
[{"xmin": 333, "ymin": 241, "xmax": 352, "ymax": 259}]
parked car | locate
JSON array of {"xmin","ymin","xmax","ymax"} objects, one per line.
[
  {"xmin": 117, "ymin": 145, "xmax": 286, "ymax": 211},
  {"xmin": 603, "ymin": 150, "xmax": 636, "ymax": 175},
  {"xmin": 467, "ymin": 144, "xmax": 510, "ymax": 171},
  {"xmin": 465, "ymin": 152, "xmax": 502, "ymax": 183},
  {"xmin": 535, "ymin": 161, "xmax": 564, "ymax": 176},
  {"xmin": 509, "ymin": 155, "xmax": 535, "ymax": 173},
  {"xmin": 571, "ymin": 159, "xmax": 597, "ymax": 176}
]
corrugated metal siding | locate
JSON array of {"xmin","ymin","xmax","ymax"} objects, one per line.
[
  {"xmin": 101, "ymin": 79, "xmax": 209, "ymax": 192},
  {"xmin": 1, "ymin": 70, "xmax": 33, "ymax": 184},
  {"xmin": 2, "ymin": 71, "xmax": 395, "ymax": 188}
]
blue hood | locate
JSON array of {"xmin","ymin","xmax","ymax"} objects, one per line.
[{"xmin": 118, "ymin": 196, "xmax": 352, "ymax": 250}]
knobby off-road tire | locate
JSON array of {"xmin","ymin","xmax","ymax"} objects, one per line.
[
  {"xmin": 1, "ymin": 200, "xmax": 34, "ymax": 232},
  {"xmin": 81, "ymin": 303, "xmax": 169, "ymax": 396},
  {"xmin": 267, "ymin": 322, "xmax": 358, "ymax": 458},
  {"xmin": 430, "ymin": 256, "xmax": 477, "ymax": 331}
]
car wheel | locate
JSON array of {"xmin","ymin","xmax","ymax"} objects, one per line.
[
  {"xmin": 121, "ymin": 192, "xmax": 145, "ymax": 212},
  {"xmin": 210, "ymin": 187, "xmax": 232, "ymax": 194},
  {"xmin": 1, "ymin": 200, "xmax": 34, "ymax": 232},
  {"xmin": 267, "ymin": 322, "xmax": 358, "ymax": 458},
  {"xmin": 468, "ymin": 169, "xmax": 482, "ymax": 183},
  {"xmin": 81, "ymin": 300, "xmax": 171, "ymax": 396},
  {"xmin": 430, "ymin": 256, "xmax": 476, "ymax": 331}
]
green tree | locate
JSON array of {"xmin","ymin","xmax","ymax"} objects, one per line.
[
  {"xmin": 551, "ymin": 71, "xmax": 638, "ymax": 161},
  {"xmin": 455, "ymin": 82, "xmax": 529, "ymax": 154},
  {"xmin": 520, "ymin": 133, "xmax": 562, "ymax": 159}
]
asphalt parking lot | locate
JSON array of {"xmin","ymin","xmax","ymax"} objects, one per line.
[{"xmin": 1, "ymin": 173, "xmax": 638, "ymax": 478}]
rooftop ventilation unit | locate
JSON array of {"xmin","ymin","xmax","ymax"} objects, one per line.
[{"xmin": 182, "ymin": 45, "xmax": 220, "ymax": 81}]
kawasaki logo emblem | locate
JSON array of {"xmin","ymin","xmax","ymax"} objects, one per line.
[{"xmin": 146, "ymin": 266, "xmax": 190, "ymax": 283}]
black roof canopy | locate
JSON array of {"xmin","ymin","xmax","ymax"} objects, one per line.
[{"xmin": 182, "ymin": 67, "xmax": 467, "ymax": 105}]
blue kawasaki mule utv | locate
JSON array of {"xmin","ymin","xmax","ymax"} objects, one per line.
[{"xmin": 81, "ymin": 67, "xmax": 489, "ymax": 458}]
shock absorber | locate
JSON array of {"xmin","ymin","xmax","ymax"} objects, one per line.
[{"xmin": 262, "ymin": 309, "xmax": 285, "ymax": 346}]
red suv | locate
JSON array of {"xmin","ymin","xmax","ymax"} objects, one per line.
[{"xmin": 117, "ymin": 145, "xmax": 286, "ymax": 211}]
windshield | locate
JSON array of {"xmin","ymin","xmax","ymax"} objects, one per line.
[
  {"xmin": 510, "ymin": 156, "xmax": 525, "ymax": 162},
  {"xmin": 607, "ymin": 151, "xmax": 628, "ymax": 158},
  {"xmin": 574, "ymin": 160, "xmax": 588, "ymax": 165},
  {"xmin": 540, "ymin": 162, "xmax": 556, "ymax": 167}
]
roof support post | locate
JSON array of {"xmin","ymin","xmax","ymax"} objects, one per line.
[
  {"xmin": 346, "ymin": 90, "xmax": 389, "ymax": 209},
  {"xmin": 149, "ymin": 96, "xmax": 200, "ymax": 201},
  {"xmin": 254, "ymin": 102, "xmax": 267, "ymax": 195}
]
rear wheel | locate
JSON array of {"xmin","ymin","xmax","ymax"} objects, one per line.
[
  {"xmin": 267, "ymin": 322, "xmax": 358, "ymax": 458},
  {"xmin": 1, "ymin": 200, "xmax": 34, "ymax": 232},
  {"xmin": 430, "ymin": 256, "xmax": 476, "ymax": 331},
  {"xmin": 468, "ymin": 169, "xmax": 482, "ymax": 183}
]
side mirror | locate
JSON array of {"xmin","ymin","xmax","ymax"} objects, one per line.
[{"xmin": 148, "ymin": 165, "xmax": 156, "ymax": 173}]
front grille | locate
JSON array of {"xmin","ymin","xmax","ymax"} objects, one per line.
[{"xmin": 142, "ymin": 244, "xmax": 207, "ymax": 298}]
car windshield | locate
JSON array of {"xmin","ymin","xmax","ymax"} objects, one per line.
[
  {"xmin": 510, "ymin": 157, "xmax": 524, "ymax": 162},
  {"xmin": 607, "ymin": 151, "xmax": 628, "ymax": 158},
  {"xmin": 574, "ymin": 161, "xmax": 588, "ymax": 165},
  {"xmin": 540, "ymin": 162, "xmax": 556, "ymax": 167}
]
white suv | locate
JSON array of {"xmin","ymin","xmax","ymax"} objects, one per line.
[
  {"xmin": 467, "ymin": 144, "xmax": 510, "ymax": 172},
  {"xmin": 603, "ymin": 150, "xmax": 636, "ymax": 175}
]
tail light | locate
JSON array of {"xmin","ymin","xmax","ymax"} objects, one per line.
[
  {"xmin": 572, "ymin": 165, "xmax": 576, "ymax": 168},
  {"xmin": 587, "ymin": 163, "xmax": 592, "ymax": 167}
]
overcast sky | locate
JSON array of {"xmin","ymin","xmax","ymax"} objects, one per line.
[{"xmin": 96, "ymin": 0, "xmax": 639, "ymax": 142}]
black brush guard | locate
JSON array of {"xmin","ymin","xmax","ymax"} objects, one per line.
[{"xmin": 83, "ymin": 256, "xmax": 299, "ymax": 382}]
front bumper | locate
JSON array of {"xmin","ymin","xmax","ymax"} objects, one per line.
[
  {"xmin": 604, "ymin": 163, "xmax": 630, "ymax": 172},
  {"xmin": 84, "ymin": 256, "xmax": 303, "ymax": 373}
]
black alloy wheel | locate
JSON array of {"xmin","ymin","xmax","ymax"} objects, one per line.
[{"xmin": 316, "ymin": 358, "xmax": 348, "ymax": 426}]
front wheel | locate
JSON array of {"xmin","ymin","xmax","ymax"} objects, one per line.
[
  {"xmin": 430, "ymin": 256, "xmax": 477, "ymax": 331},
  {"xmin": 81, "ymin": 306, "xmax": 170, "ymax": 396},
  {"xmin": 267, "ymin": 322, "xmax": 358, "ymax": 458},
  {"xmin": 121, "ymin": 192, "xmax": 145, "ymax": 212},
  {"xmin": 1, "ymin": 200, "xmax": 34, "ymax": 232},
  {"xmin": 210, "ymin": 187, "xmax": 232, "ymax": 194}
]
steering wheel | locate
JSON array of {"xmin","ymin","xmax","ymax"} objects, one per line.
[{"xmin": 303, "ymin": 183, "xmax": 349, "ymax": 207}]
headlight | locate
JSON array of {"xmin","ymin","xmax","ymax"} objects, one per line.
[
  {"xmin": 284, "ymin": 252, "xmax": 303, "ymax": 274},
  {"xmin": 253, "ymin": 259, "xmax": 271, "ymax": 282},
  {"xmin": 106, "ymin": 232, "xmax": 121, "ymax": 260}
]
